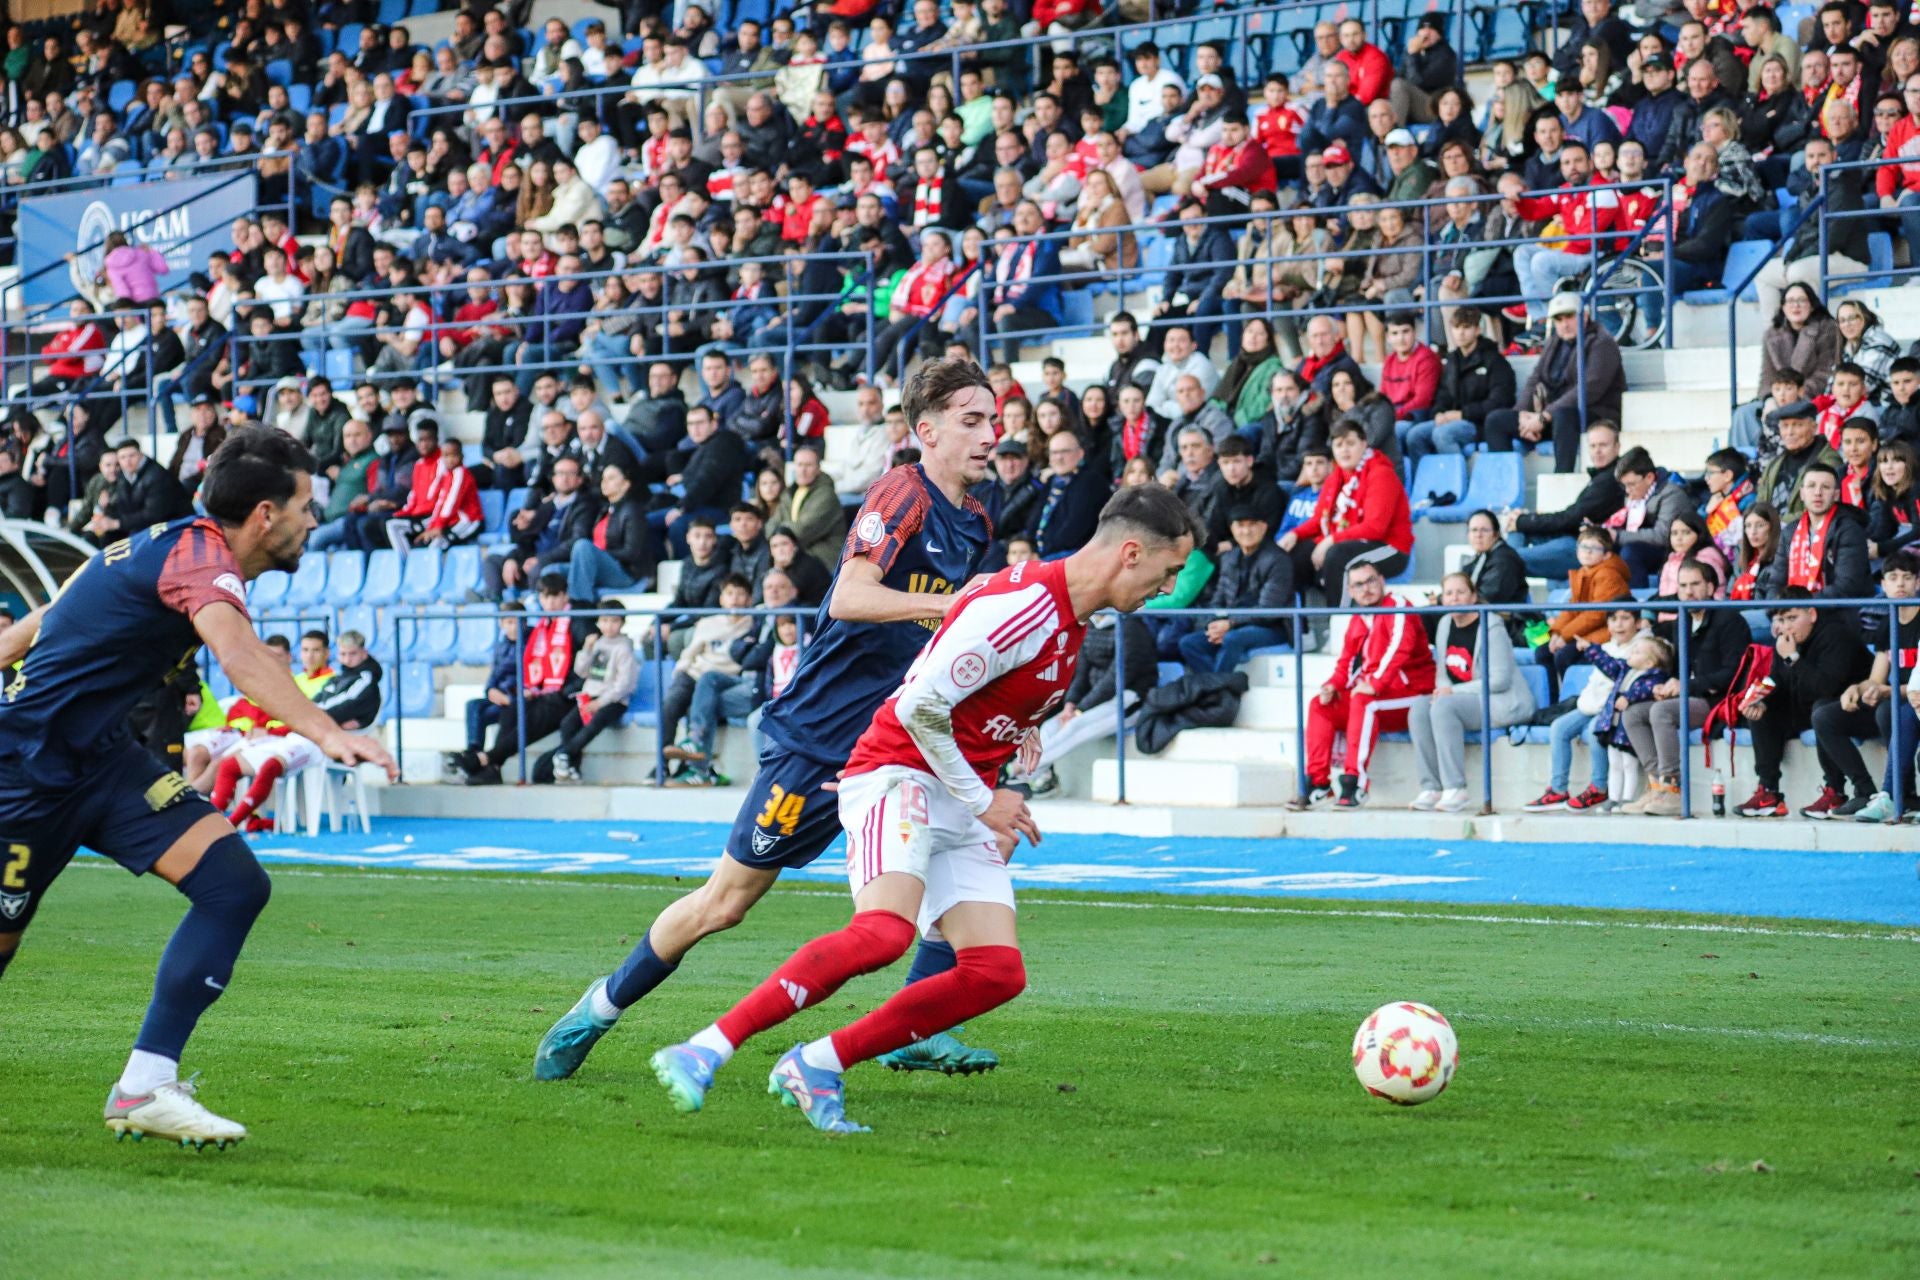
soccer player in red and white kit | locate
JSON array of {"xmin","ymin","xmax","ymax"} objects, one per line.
[
  {"xmin": 1301, "ymin": 557, "xmax": 1436, "ymax": 808},
  {"xmin": 650, "ymin": 485, "xmax": 1199, "ymax": 1133}
]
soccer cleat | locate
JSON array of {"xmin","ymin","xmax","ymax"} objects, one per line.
[
  {"xmin": 768, "ymin": 1043, "xmax": 869, "ymax": 1134},
  {"xmin": 877, "ymin": 1031, "xmax": 1001, "ymax": 1075},
  {"xmin": 1524, "ymin": 788, "xmax": 1570, "ymax": 812},
  {"xmin": 1565, "ymin": 785, "xmax": 1609, "ymax": 811},
  {"xmin": 650, "ymin": 1041, "xmax": 724, "ymax": 1113},
  {"xmin": 1736, "ymin": 786, "xmax": 1788, "ymax": 818},
  {"xmin": 1799, "ymin": 786, "xmax": 1846, "ymax": 820},
  {"xmin": 104, "ymin": 1075, "xmax": 246, "ymax": 1149},
  {"xmin": 1851, "ymin": 792, "xmax": 1899, "ymax": 822},
  {"xmin": 1408, "ymin": 789, "xmax": 1441, "ymax": 811},
  {"xmin": 533, "ymin": 977, "xmax": 618, "ymax": 1081}
]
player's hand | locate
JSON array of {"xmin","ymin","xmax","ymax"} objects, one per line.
[
  {"xmin": 981, "ymin": 787, "xmax": 1040, "ymax": 852},
  {"xmin": 1318, "ymin": 683, "xmax": 1337, "ymax": 705},
  {"xmin": 320, "ymin": 729, "xmax": 399, "ymax": 782}
]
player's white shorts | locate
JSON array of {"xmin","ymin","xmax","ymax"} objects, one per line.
[
  {"xmin": 837, "ymin": 765, "xmax": 1015, "ymax": 938},
  {"xmin": 237, "ymin": 733, "xmax": 324, "ymax": 773},
  {"xmin": 184, "ymin": 727, "xmax": 240, "ymax": 758}
]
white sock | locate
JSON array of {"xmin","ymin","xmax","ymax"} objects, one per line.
[
  {"xmin": 799, "ymin": 1038, "xmax": 845, "ymax": 1074},
  {"xmin": 689, "ymin": 1025, "xmax": 735, "ymax": 1064},
  {"xmin": 588, "ymin": 982, "xmax": 622, "ymax": 1023},
  {"xmin": 118, "ymin": 1049, "xmax": 178, "ymax": 1097}
]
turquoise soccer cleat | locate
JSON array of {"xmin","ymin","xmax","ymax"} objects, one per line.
[
  {"xmin": 877, "ymin": 1031, "xmax": 1001, "ymax": 1075},
  {"xmin": 533, "ymin": 977, "xmax": 619, "ymax": 1081},
  {"xmin": 650, "ymin": 1042, "xmax": 724, "ymax": 1113},
  {"xmin": 768, "ymin": 1044, "xmax": 869, "ymax": 1134}
]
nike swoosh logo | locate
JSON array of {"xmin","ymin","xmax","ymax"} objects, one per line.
[
  {"xmin": 204, "ymin": 977, "xmax": 226, "ymax": 991},
  {"xmin": 113, "ymin": 1097, "xmax": 145, "ymax": 1110},
  {"xmin": 926, "ymin": 541, "xmax": 942, "ymax": 552}
]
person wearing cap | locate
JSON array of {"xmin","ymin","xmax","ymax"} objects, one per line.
[
  {"xmin": 1178, "ymin": 501, "xmax": 1294, "ymax": 675},
  {"xmin": 1484, "ymin": 292, "xmax": 1626, "ymax": 473},
  {"xmin": 968, "ymin": 438, "xmax": 1045, "ymax": 573},
  {"xmin": 1313, "ymin": 141, "xmax": 1384, "ymax": 214},
  {"xmin": 1190, "ymin": 111, "xmax": 1278, "ymax": 218},
  {"xmin": 1555, "ymin": 78, "xmax": 1621, "ymax": 152},
  {"xmin": 1623, "ymin": 53, "xmax": 1684, "ymax": 162},
  {"xmin": 165, "ymin": 394, "xmax": 226, "ymax": 498},
  {"xmin": 1145, "ymin": 73, "xmax": 1229, "ymax": 196},
  {"xmin": 1756, "ymin": 400, "xmax": 1843, "ymax": 520},
  {"xmin": 1381, "ymin": 126, "xmax": 1437, "ymax": 204},
  {"xmin": 1298, "ymin": 59, "xmax": 1368, "ymax": 159},
  {"xmin": 1401, "ymin": 13, "xmax": 1459, "ymax": 122}
]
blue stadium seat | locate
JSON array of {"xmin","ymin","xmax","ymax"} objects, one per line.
[
  {"xmin": 409, "ymin": 617, "xmax": 459, "ymax": 664},
  {"xmin": 398, "ymin": 547, "xmax": 445, "ymax": 604},
  {"xmin": 377, "ymin": 0, "xmax": 409, "ymax": 24},
  {"xmin": 1156, "ymin": 661, "xmax": 1185, "ymax": 687},
  {"xmin": 283, "ymin": 552, "xmax": 329, "ymax": 608},
  {"xmin": 398, "ymin": 661, "xmax": 435, "ymax": 718},
  {"xmin": 1426, "ymin": 452, "xmax": 1524, "ymax": 522},
  {"xmin": 623, "ymin": 659, "xmax": 675, "ymax": 727},
  {"xmin": 1564, "ymin": 663, "xmax": 1596, "ymax": 694},
  {"xmin": 250, "ymin": 570, "xmax": 290, "ymax": 611},
  {"xmin": 336, "ymin": 603, "xmax": 377, "ymax": 647},
  {"xmin": 1059, "ymin": 288, "xmax": 1096, "ymax": 331},
  {"xmin": 456, "ymin": 614, "xmax": 498, "ymax": 665},
  {"xmin": 264, "ymin": 59, "xmax": 293, "ymax": 87},
  {"xmin": 1680, "ymin": 239, "xmax": 1772, "ymax": 305},
  {"xmin": 208, "ymin": 663, "xmax": 236, "ymax": 701},
  {"xmin": 336, "ymin": 24, "xmax": 363, "ymax": 54},
  {"xmin": 1518, "ymin": 664, "xmax": 1551, "ymax": 712},
  {"xmin": 360, "ymin": 549, "xmax": 404, "ymax": 606},
  {"xmin": 440, "ymin": 545, "xmax": 482, "ymax": 602},
  {"xmin": 324, "ymin": 550, "xmax": 366, "ymax": 606},
  {"xmin": 478, "ymin": 487, "xmax": 506, "ymax": 531},
  {"xmin": 1407, "ymin": 454, "xmax": 1467, "ymax": 514},
  {"xmin": 257, "ymin": 615, "xmax": 300, "ymax": 647},
  {"xmin": 109, "ymin": 80, "xmax": 137, "ymax": 114},
  {"xmin": 287, "ymin": 84, "xmax": 312, "ymax": 115},
  {"xmin": 505, "ymin": 486, "xmax": 533, "ymax": 513}
]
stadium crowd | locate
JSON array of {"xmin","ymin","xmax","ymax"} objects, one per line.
[{"xmin": 0, "ymin": 0, "xmax": 1916, "ymax": 819}]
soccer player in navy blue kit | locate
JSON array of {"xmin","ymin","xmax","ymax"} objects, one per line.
[
  {"xmin": 0, "ymin": 429, "xmax": 395, "ymax": 1148},
  {"xmin": 535, "ymin": 358, "xmax": 1003, "ymax": 1081}
]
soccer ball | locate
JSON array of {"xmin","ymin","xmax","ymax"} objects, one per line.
[{"xmin": 1351, "ymin": 1001, "xmax": 1459, "ymax": 1106}]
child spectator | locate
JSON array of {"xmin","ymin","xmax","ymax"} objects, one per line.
[
  {"xmin": 1526, "ymin": 602, "xmax": 1645, "ymax": 812},
  {"xmin": 656, "ymin": 574, "xmax": 755, "ymax": 771},
  {"xmin": 541, "ymin": 611, "xmax": 639, "ymax": 784},
  {"xmin": 1838, "ymin": 419, "xmax": 1878, "ymax": 509},
  {"xmin": 1278, "ymin": 447, "xmax": 1331, "ymax": 538},
  {"xmin": 1654, "ymin": 511, "xmax": 1729, "ymax": 616},
  {"xmin": 1572, "ymin": 628, "xmax": 1674, "ymax": 812},
  {"xmin": 1701, "ymin": 448, "xmax": 1756, "ymax": 561},
  {"xmin": 1870, "ymin": 441, "xmax": 1919, "ymax": 558},
  {"xmin": 1541, "ymin": 525, "xmax": 1631, "ymax": 687}
]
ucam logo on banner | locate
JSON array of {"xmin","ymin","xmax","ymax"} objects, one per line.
[{"xmin": 14, "ymin": 172, "xmax": 259, "ymax": 314}]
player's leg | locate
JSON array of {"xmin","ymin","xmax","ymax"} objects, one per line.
[
  {"xmin": 106, "ymin": 806, "xmax": 271, "ymax": 1148},
  {"xmin": 649, "ymin": 770, "xmax": 929, "ymax": 1113},
  {"xmin": 208, "ymin": 748, "xmax": 257, "ymax": 811},
  {"xmin": 533, "ymin": 755, "xmax": 839, "ymax": 1081},
  {"xmin": 226, "ymin": 740, "xmax": 295, "ymax": 828},
  {"xmin": 874, "ymin": 930, "xmax": 1003, "ymax": 1075}
]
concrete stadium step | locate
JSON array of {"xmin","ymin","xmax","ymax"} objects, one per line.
[
  {"xmin": 375, "ymin": 781, "xmax": 749, "ymax": 824},
  {"xmin": 1234, "ymin": 688, "xmax": 1309, "ymax": 732},
  {"xmin": 1243, "ymin": 652, "xmax": 1340, "ymax": 690},
  {"xmin": 1156, "ymin": 727, "xmax": 1299, "ymax": 766},
  {"xmin": 1089, "ymin": 758, "xmax": 1292, "ymax": 807}
]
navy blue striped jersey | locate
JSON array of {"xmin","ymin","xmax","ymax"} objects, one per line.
[
  {"xmin": 757, "ymin": 463, "xmax": 991, "ymax": 766},
  {"xmin": 0, "ymin": 517, "xmax": 249, "ymax": 788}
]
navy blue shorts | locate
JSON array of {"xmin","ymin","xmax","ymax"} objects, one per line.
[
  {"xmin": 723, "ymin": 748, "xmax": 844, "ymax": 872},
  {"xmin": 0, "ymin": 741, "xmax": 218, "ymax": 933}
]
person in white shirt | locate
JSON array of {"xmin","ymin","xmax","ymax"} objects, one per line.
[
  {"xmin": 1095, "ymin": 131, "xmax": 1147, "ymax": 222},
  {"xmin": 572, "ymin": 116, "xmax": 620, "ymax": 195},
  {"xmin": 833, "ymin": 385, "xmax": 894, "ymax": 501},
  {"xmin": 1143, "ymin": 325, "xmax": 1219, "ymax": 421},
  {"xmin": 529, "ymin": 158, "xmax": 606, "ymax": 240},
  {"xmin": 1123, "ymin": 41, "xmax": 1185, "ymax": 137},
  {"xmin": 251, "ymin": 246, "xmax": 306, "ymax": 326}
]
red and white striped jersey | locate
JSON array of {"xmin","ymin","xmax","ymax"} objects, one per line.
[{"xmin": 846, "ymin": 558, "xmax": 1087, "ymax": 810}]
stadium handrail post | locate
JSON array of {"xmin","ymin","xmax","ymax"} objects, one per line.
[
  {"xmin": 1677, "ymin": 599, "xmax": 1692, "ymax": 819},
  {"xmin": 512, "ymin": 610, "xmax": 528, "ymax": 786},
  {"xmin": 1890, "ymin": 599, "xmax": 1906, "ymax": 818},
  {"xmin": 1478, "ymin": 618, "xmax": 1494, "ymax": 817},
  {"xmin": 1292, "ymin": 636, "xmax": 1308, "ymax": 803},
  {"xmin": 1111, "ymin": 604, "xmax": 1127, "ymax": 805},
  {"xmin": 394, "ymin": 608, "xmax": 408, "ymax": 784},
  {"xmin": 652, "ymin": 644, "xmax": 668, "ymax": 788}
]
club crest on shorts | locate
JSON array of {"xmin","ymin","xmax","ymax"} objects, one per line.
[
  {"xmin": 751, "ymin": 828, "xmax": 780, "ymax": 856},
  {"xmin": 0, "ymin": 890, "xmax": 28, "ymax": 920}
]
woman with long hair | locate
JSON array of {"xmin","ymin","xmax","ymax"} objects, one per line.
[
  {"xmin": 1733, "ymin": 281, "xmax": 1840, "ymax": 453},
  {"xmin": 581, "ymin": 275, "xmax": 641, "ymax": 399},
  {"xmin": 1325, "ymin": 365, "xmax": 1398, "ymax": 465},
  {"xmin": 1870, "ymin": 440, "xmax": 1920, "ymax": 558},
  {"xmin": 1479, "ymin": 79, "xmax": 1544, "ymax": 172},
  {"xmin": 1407, "ymin": 572, "xmax": 1537, "ymax": 811},
  {"xmin": 1835, "ymin": 299, "xmax": 1901, "ymax": 398},
  {"xmin": 1729, "ymin": 503, "xmax": 1782, "ymax": 602},
  {"xmin": 1741, "ymin": 56, "xmax": 1813, "ymax": 189},
  {"xmin": 1059, "ymin": 167, "xmax": 1136, "ymax": 273},
  {"xmin": 1215, "ymin": 315, "xmax": 1288, "ymax": 429},
  {"xmin": 1421, "ymin": 86, "xmax": 1479, "ymax": 160},
  {"xmin": 518, "ymin": 158, "xmax": 556, "ymax": 227}
]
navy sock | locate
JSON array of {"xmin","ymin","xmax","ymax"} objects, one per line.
[
  {"xmin": 133, "ymin": 835, "xmax": 272, "ymax": 1060},
  {"xmin": 606, "ymin": 930, "xmax": 677, "ymax": 1010},
  {"xmin": 903, "ymin": 938, "xmax": 957, "ymax": 986}
]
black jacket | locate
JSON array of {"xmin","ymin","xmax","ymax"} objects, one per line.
[
  {"xmin": 596, "ymin": 493, "xmax": 655, "ymax": 582},
  {"xmin": 1515, "ymin": 464, "xmax": 1625, "ymax": 539},
  {"xmin": 1432, "ymin": 341, "xmax": 1516, "ymax": 424},
  {"xmin": 1031, "ymin": 464, "xmax": 1108, "ymax": 558},
  {"xmin": 1786, "ymin": 164, "xmax": 1868, "ymax": 265},
  {"xmin": 1465, "ymin": 539, "xmax": 1530, "ymax": 609},
  {"xmin": 1204, "ymin": 475, "xmax": 1284, "ymax": 550},
  {"xmin": 1760, "ymin": 503, "xmax": 1872, "ymax": 609},
  {"xmin": 731, "ymin": 534, "xmax": 771, "ymax": 594},
  {"xmin": 679, "ymin": 428, "xmax": 751, "ymax": 513},
  {"xmin": 773, "ymin": 551, "xmax": 832, "ymax": 605},
  {"xmin": 626, "ymin": 389, "xmax": 686, "ymax": 456},
  {"xmin": 483, "ymin": 399, "xmax": 533, "ymax": 457},
  {"xmin": 1256, "ymin": 405, "xmax": 1326, "ymax": 486},
  {"xmin": 1766, "ymin": 612, "xmax": 1874, "ymax": 723},
  {"xmin": 114, "ymin": 457, "xmax": 193, "ymax": 528},
  {"xmin": 1063, "ymin": 614, "xmax": 1158, "ymax": 713},
  {"xmin": 1869, "ymin": 491, "xmax": 1919, "ymax": 557},
  {"xmin": 312, "ymin": 656, "xmax": 384, "ymax": 729},
  {"xmin": 1203, "ymin": 541, "xmax": 1294, "ymax": 629},
  {"xmin": 970, "ymin": 472, "xmax": 1045, "ymax": 544},
  {"xmin": 1135, "ymin": 670, "xmax": 1249, "ymax": 755},
  {"xmin": 668, "ymin": 555, "xmax": 729, "ymax": 625},
  {"xmin": 516, "ymin": 490, "xmax": 604, "ymax": 566},
  {"xmin": 1656, "ymin": 604, "xmax": 1751, "ymax": 703}
]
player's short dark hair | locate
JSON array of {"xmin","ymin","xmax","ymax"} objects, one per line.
[
  {"xmin": 200, "ymin": 426, "xmax": 318, "ymax": 525},
  {"xmin": 300, "ymin": 629, "xmax": 328, "ymax": 645},
  {"xmin": 1095, "ymin": 481, "xmax": 1203, "ymax": 549},
  {"xmin": 536, "ymin": 571, "xmax": 569, "ymax": 596},
  {"xmin": 902, "ymin": 356, "xmax": 992, "ymax": 439},
  {"xmin": 1676, "ymin": 556, "xmax": 1720, "ymax": 589}
]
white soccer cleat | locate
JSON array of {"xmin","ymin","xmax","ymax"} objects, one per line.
[{"xmin": 104, "ymin": 1075, "xmax": 248, "ymax": 1149}]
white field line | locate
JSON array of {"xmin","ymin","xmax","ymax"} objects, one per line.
[
  {"xmin": 1462, "ymin": 1014, "xmax": 1901, "ymax": 1048},
  {"xmin": 73, "ymin": 859, "xmax": 1920, "ymax": 944}
]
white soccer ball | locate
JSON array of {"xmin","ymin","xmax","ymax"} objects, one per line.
[{"xmin": 1351, "ymin": 1001, "xmax": 1459, "ymax": 1106}]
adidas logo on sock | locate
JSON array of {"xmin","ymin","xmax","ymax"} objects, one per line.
[{"xmin": 780, "ymin": 979, "xmax": 810, "ymax": 1009}]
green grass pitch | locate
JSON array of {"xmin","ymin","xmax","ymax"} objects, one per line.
[{"xmin": 2, "ymin": 861, "xmax": 1917, "ymax": 1279}]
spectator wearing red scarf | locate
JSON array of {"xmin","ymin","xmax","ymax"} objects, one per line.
[
  {"xmin": 1280, "ymin": 420, "xmax": 1415, "ymax": 600},
  {"xmin": 457, "ymin": 573, "xmax": 584, "ymax": 785},
  {"xmin": 1761, "ymin": 462, "xmax": 1872, "ymax": 607}
]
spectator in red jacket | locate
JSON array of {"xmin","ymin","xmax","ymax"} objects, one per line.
[
  {"xmin": 1278, "ymin": 418, "xmax": 1416, "ymax": 601},
  {"xmin": 1511, "ymin": 140, "xmax": 1621, "ymax": 326},
  {"xmin": 1189, "ymin": 112, "xmax": 1277, "ymax": 218},
  {"xmin": 1378, "ymin": 310, "xmax": 1441, "ymax": 429},
  {"xmin": 1334, "ymin": 18, "xmax": 1398, "ymax": 109},
  {"xmin": 386, "ymin": 435, "xmax": 483, "ymax": 554},
  {"xmin": 25, "ymin": 299, "xmax": 107, "ymax": 398},
  {"xmin": 1301, "ymin": 556, "xmax": 1437, "ymax": 807}
]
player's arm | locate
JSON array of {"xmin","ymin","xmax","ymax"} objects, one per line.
[
  {"xmin": 828, "ymin": 558, "xmax": 963, "ymax": 624},
  {"xmin": 195, "ymin": 602, "xmax": 397, "ymax": 778},
  {"xmin": 0, "ymin": 605, "xmax": 47, "ymax": 668}
]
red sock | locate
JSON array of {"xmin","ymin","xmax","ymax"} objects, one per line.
[
  {"xmin": 228, "ymin": 757, "xmax": 284, "ymax": 826},
  {"xmin": 210, "ymin": 756, "xmax": 244, "ymax": 810},
  {"xmin": 715, "ymin": 910, "xmax": 916, "ymax": 1048},
  {"xmin": 830, "ymin": 946, "xmax": 1026, "ymax": 1068}
]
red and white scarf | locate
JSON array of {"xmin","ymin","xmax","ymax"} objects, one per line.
[
  {"xmin": 1788, "ymin": 507, "xmax": 1836, "ymax": 589},
  {"xmin": 1331, "ymin": 450, "xmax": 1375, "ymax": 532},
  {"xmin": 900, "ymin": 257, "xmax": 956, "ymax": 316},
  {"xmin": 523, "ymin": 617, "xmax": 574, "ymax": 694},
  {"xmin": 1121, "ymin": 411, "xmax": 1152, "ymax": 460},
  {"xmin": 1842, "ymin": 464, "xmax": 1871, "ymax": 508},
  {"xmin": 995, "ymin": 239, "xmax": 1040, "ymax": 305},
  {"xmin": 912, "ymin": 173, "xmax": 944, "ymax": 226}
]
